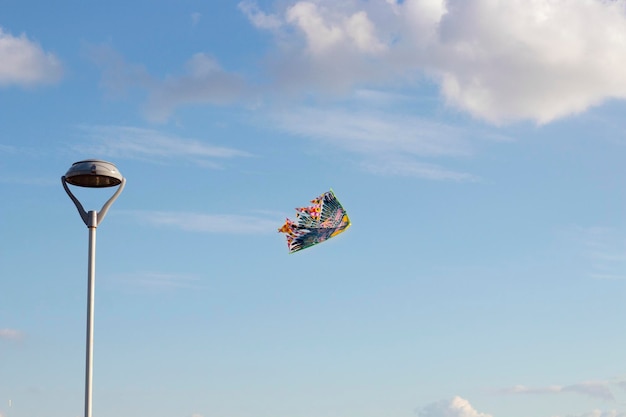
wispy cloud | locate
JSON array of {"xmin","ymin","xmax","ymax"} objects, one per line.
[
  {"xmin": 75, "ymin": 125, "xmax": 252, "ymax": 167},
  {"xmin": 554, "ymin": 411, "xmax": 626, "ymax": 417},
  {"xmin": 143, "ymin": 53, "xmax": 246, "ymax": 122},
  {"xmin": 501, "ymin": 380, "xmax": 616, "ymax": 401},
  {"xmin": 417, "ymin": 396, "xmax": 492, "ymax": 417},
  {"xmin": 88, "ymin": 54, "xmax": 486, "ymax": 180},
  {"xmin": 129, "ymin": 210, "xmax": 279, "ymax": 234},
  {"xmin": 0, "ymin": 328, "xmax": 24, "ymax": 341},
  {"xmin": 111, "ymin": 271, "xmax": 205, "ymax": 291},
  {"xmin": 87, "ymin": 44, "xmax": 152, "ymax": 98},
  {"xmin": 0, "ymin": 27, "xmax": 63, "ymax": 87},
  {"xmin": 0, "ymin": 176, "xmax": 57, "ymax": 186},
  {"xmin": 263, "ymin": 103, "xmax": 479, "ymax": 180},
  {"xmin": 0, "ymin": 145, "xmax": 62, "ymax": 185},
  {"xmin": 571, "ymin": 226, "xmax": 626, "ymax": 280},
  {"xmin": 89, "ymin": 46, "xmax": 246, "ymax": 122},
  {"xmin": 359, "ymin": 157, "xmax": 477, "ymax": 182},
  {"xmin": 267, "ymin": 105, "xmax": 471, "ymax": 157},
  {"xmin": 0, "ymin": 144, "xmax": 18, "ymax": 153},
  {"xmin": 191, "ymin": 12, "xmax": 202, "ymax": 27}
]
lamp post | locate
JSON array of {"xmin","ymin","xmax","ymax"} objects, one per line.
[{"xmin": 62, "ymin": 160, "xmax": 126, "ymax": 417}]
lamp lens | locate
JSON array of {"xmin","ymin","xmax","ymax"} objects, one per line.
[{"xmin": 65, "ymin": 174, "xmax": 122, "ymax": 188}]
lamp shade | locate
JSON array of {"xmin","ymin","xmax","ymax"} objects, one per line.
[{"xmin": 64, "ymin": 159, "xmax": 123, "ymax": 188}]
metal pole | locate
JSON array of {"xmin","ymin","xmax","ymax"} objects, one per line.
[
  {"xmin": 62, "ymin": 172, "xmax": 125, "ymax": 417},
  {"xmin": 85, "ymin": 210, "xmax": 97, "ymax": 417}
]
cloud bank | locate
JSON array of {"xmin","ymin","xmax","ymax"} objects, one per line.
[
  {"xmin": 0, "ymin": 27, "xmax": 63, "ymax": 87},
  {"xmin": 93, "ymin": 1, "xmax": 626, "ymax": 125},
  {"xmin": 241, "ymin": 0, "xmax": 626, "ymax": 124},
  {"xmin": 89, "ymin": 1, "xmax": 626, "ymax": 179}
]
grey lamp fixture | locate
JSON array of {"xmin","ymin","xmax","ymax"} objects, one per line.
[
  {"xmin": 62, "ymin": 159, "xmax": 125, "ymax": 226},
  {"xmin": 62, "ymin": 159, "xmax": 125, "ymax": 417}
]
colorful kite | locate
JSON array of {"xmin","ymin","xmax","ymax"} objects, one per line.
[{"xmin": 278, "ymin": 189, "xmax": 351, "ymax": 253}]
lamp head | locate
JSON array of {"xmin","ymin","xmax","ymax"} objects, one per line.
[{"xmin": 64, "ymin": 159, "xmax": 123, "ymax": 188}]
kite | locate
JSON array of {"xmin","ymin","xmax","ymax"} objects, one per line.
[{"xmin": 278, "ymin": 189, "xmax": 351, "ymax": 253}]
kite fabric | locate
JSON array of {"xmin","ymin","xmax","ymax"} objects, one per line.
[{"xmin": 278, "ymin": 189, "xmax": 351, "ymax": 253}]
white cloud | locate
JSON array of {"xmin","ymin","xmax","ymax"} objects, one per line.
[
  {"xmin": 0, "ymin": 328, "xmax": 24, "ymax": 341},
  {"xmin": 243, "ymin": 0, "xmax": 626, "ymax": 124},
  {"xmin": 286, "ymin": 2, "xmax": 386, "ymax": 55},
  {"xmin": 418, "ymin": 396, "xmax": 493, "ymax": 417},
  {"xmin": 238, "ymin": 1, "xmax": 282, "ymax": 30},
  {"xmin": 257, "ymin": 2, "xmax": 394, "ymax": 95},
  {"xmin": 75, "ymin": 125, "xmax": 251, "ymax": 167},
  {"xmin": 0, "ymin": 27, "xmax": 63, "ymax": 87},
  {"xmin": 286, "ymin": 2, "xmax": 342, "ymax": 55},
  {"xmin": 132, "ymin": 210, "xmax": 279, "ymax": 234},
  {"xmin": 432, "ymin": 0, "xmax": 626, "ymax": 124}
]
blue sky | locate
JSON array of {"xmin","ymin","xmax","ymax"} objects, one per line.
[{"xmin": 2, "ymin": 0, "xmax": 626, "ymax": 416}]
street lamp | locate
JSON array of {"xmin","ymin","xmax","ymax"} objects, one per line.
[{"xmin": 62, "ymin": 159, "xmax": 126, "ymax": 417}]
